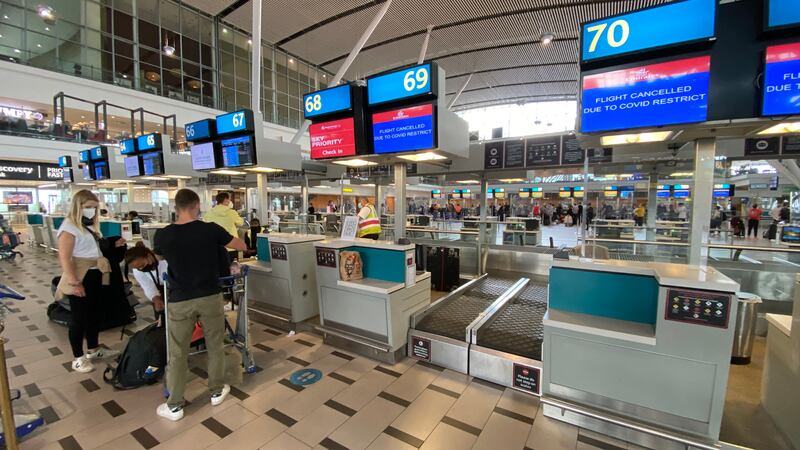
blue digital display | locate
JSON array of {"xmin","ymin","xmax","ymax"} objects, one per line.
[
  {"xmin": 119, "ymin": 139, "xmax": 137, "ymax": 155},
  {"xmin": 90, "ymin": 146, "xmax": 107, "ymax": 161},
  {"xmin": 185, "ymin": 119, "xmax": 214, "ymax": 142},
  {"xmin": 216, "ymin": 109, "xmax": 254, "ymax": 136},
  {"xmin": 762, "ymin": 43, "xmax": 800, "ymax": 117},
  {"xmin": 368, "ymin": 63, "xmax": 434, "ymax": 106},
  {"xmin": 136, "ymin": 133, "xmax": 162, "ymax": 152},
  {"xmin": 303, "ymin": 85, "xmax": 352, "ymax": 119},
  {"xmin": 581, "ymin": 56, "xmax": 711, "ymax": 133},
  {"xmin": 57, "ymin": 156, "xmax": 71, "ymax": 168},
  {"xmin": 581, "ymin": 0, "xmax": 716, "ymax": 62},
  {"xmin": 372, "ymin": 104, "xmax": 435, "ymax": 154},
  {"xmin": 93, "ymin": 161, "xmax": 109, "ymax": 180},
  {"xmin": 767, "ymin": 0, "xmax": 800, "ymax": 29},
  {"xmin": 221, "ymin": 135, "xmax": 257, "ymax": 167},
  {"xmin": 79, "ymin": 150, "xmax": 90, "ymax": 163},
  {"xmin": 141, "ymin": 152, "xmax": 165, "ymax": 176}
]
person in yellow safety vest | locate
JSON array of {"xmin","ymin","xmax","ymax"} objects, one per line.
[{"xmin": 356, "ymin": 200, "xmax": 381, "ymax": 240}]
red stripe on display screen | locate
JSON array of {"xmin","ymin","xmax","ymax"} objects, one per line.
[
  {"xmin": 582, "ymin": 56, "xmax": 711, "ymax": 91},
  {"xmin": 766, "ymin": 43, "xmax": 800, "ymax": 64},
  {"xmin": 372, "ymin": 103, "xmax": 433, "ymax": 125}
]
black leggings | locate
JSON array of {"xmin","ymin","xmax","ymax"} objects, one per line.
[
  {"xmin": 68, "ymin": 269, "xmax": 102, "ymax": 358},
  {"xmin": 747, "ymin": 219, "xmax": 759, "ymax": 237}
]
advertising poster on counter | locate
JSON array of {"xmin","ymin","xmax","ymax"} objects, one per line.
[
  {"xmin": 762, "ymin": 42, "xmax": 800, "ymax": 116},
  {"xmin": 581, "ymin": 56, "xmax": 711, "ymax": 133},
  {"xmin": 310, "ymin": 118, "xmax": 357, "ymax": 159}
]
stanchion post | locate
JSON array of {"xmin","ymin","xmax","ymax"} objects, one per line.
[{"xmin": 0, "ymin": 338, "xmax": 18, "ymax": 450}]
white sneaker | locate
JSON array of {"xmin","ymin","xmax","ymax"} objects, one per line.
[
  {"xmin": 86, "ymin": 348, "xmax": 118, "ymax": 361},
  {"xmin": 156, "ymin": 403, "xmax": 184, "ymax": 421},
  {"xmin": 211, "ymin": 385, "xmax": 230, "ymax": 406},
  {"xmin": 71, "ymin": 356, "xmax": 94, "ymax": 373}
]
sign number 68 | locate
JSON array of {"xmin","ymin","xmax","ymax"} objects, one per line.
[
  {"xmin": 586, "ymin": 19, "xmax": 630, "ymax": 53},
  {"xmin": 403, "ymin": 67, "xmax": 429, "ymax": 92},
  {"xmin": 305, "ymin": 94, "xmax": 322, "ymax": 113}
]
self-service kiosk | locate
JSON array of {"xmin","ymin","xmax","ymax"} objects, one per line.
[
  {"xmin": 542, "ymin": 259, "xmax": 739, "ymax": 449},
  {"xmin": 313, "ymin": 238, "xmax": 431, "ymax": 363},
  {"xmin": 244, "ymin": 233, "xmax": 325, "ymax": 330}
]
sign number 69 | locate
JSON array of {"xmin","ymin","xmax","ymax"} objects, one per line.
[
  {"xmin": 586, "ymin": 19, "xmax": 630, "ymax": 53},
  {"xmin": 403, "ymin": 67, "xmax": 429, "ymax": 92}
]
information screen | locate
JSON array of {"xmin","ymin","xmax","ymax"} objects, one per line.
[
  {"xmin": 581, "ymin": 0, "xmax": 716, "ymax": 62},
  {"xmin": 303, "ymin": 85, "xmax": 352, "ymax": 119},
  {"xmin": 604, "ymin": 186, "xmax": 619, "ymax": 198},
  {"xmin": 531, "ymin": 187, "xmax": 543, "ymax": 199},
  {"xmin": 573, "ymin": 186, "xmax": 585, "ymax": 198},
  {"xmin": 673, "ymin": 184, "xmax": 690, "ymax": 198},
  {"xmin": 136, "ymin": 133, "xmax": 162, "ymax": 152},
  {"xmin": 431, "ymin": 189, "xmax": 442, "ymax": 199},
  {"xmin": 124, "ymin": 155, "xmax": 142, "ymax": 177},
  {"xmin": 82, "ymin": 165, "xmax": 91, "ymax": 181},
  {"xmin": 368, "ymin": 63, "xmax": 433, "ymax": 106},
  {"xmin": 762, "ymin": 43, "xmax": 800, "ymax": 117},
  {"xmin": 185, "ymin": 119, "xmax": 214, "ymax": 142},
  {"xmin": 79, "ymin": 150, "xmax": 91, "ymax": 163},
  {"xmin": 141, "ymin": 152, "xmax": 165, "ymax": 176},
  {"xmin": 559, "ymin": 187, "xmax": 572, "ymax": 198},
  {"xmin": 581, "ymin": 56, "xmax": 711, "ymax": 133},
  {"xmin": 713, "ymin": 183, "xmax": 733, "ymax": 198},
  {"xmin": 57, "ymin": 156, "xmax": 71, "ymax": 168},
  {"xmin": 119, "ymin": 138, "xmax": 137, "ymax": 155},
  {"xmin": 216, "ymin": 110, "xmax": 254, "ymax": 136},
  {"xmin": 221, "ymin": 135, "xmax": 257, "ymax": 167},
  {"xmin": 90, "ymin": 146, "xmax": 107, "ymax": 161},
  {"xmin": 3, "ymin": 191, "xmax": 32, "ymax": 205},
  {"xmin": 190, "ymin": 142, "xmax": 218, "ymax": 170},
  {"xmin": 93, "ymin": 161, "xmax": 109, "ymax": 180},
  {"xmin": 657, "ymin": 184, "xmax": 671, "ymax": 198},
  {"xmin": 767, "ymin": 0, "xmax": 800, "ymax": 30},
  {"xmin": 310, "ymin": 117, "xmax": 356, "ymax": 159},
  {"xmin": 63, "ymin": 168, "xmax": 73, "ymax": 183},
  {"xmin": 781, "ymin": 225, "xmax": 800, "ymax": 244},
  {"xmin": 372, "ymin": 104, "xmax": 435, "ymax": 154}
]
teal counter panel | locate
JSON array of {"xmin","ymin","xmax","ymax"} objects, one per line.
[
  {"xmin": 549, "ymin": 267, "xmax": 659, "ymax": 325},
  {"xmin": 27, "ymin": 214, "xmax": 43, "ymax": 225},
  {"xmin": 52, "ymin": 217, "xmax": 64, "ymax": 229},
  {"xmin": 257, "ymin": 236, "xmax": 271, "ymax": 262},
  {"xmin": 343, "ymin": 246, "xmax": 406, "ymax": 283}
]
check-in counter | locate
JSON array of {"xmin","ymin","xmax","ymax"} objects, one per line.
[
  {"xmin": 43, "ymin": 215, "xmax": 64, "ymax": 252},
  {"xmin": 140, "ymin": 223, "xmax": 168, "ymax": 249},
  {"xmin": 313, "ymin": 238, "xmax": 431, "ymax": 363},
  {"xmin": 26, "ymin": 213, "xmax": 45, "ymax": 247},
  {"xmin": 543, "ymin": 258, "xmax": 739, "ymax": 449},
  {"xmin": 761, "ymin": 274, "xmax": 800, "ymax": 449},
  {"xmin": 244, "ymin": 232, "xmax": 325, "ymax": 330},
  {"xmin": 100, "ymin": 220, "xmax": 133, "ymax": 240}
]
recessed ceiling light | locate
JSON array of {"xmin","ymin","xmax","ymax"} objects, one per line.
[
  {"xmin": 322, "ymin": 74, "xmax": 326, "ymax": 78},
  {"xmin": 44, "ymin": 27, "xmax": 49, "ymax": 31},
  {"xmin": 540, "ymin": 32, "xmax": 555, "ymax": 46},
  {"xmin": 397, "ymin": 152, "xmax": 447, "ymax": 162},
  {"xmin": 122, "ymin": 74, "xmax": 127, "ymax": 78},
  {"xmin": 289, "ymin": 58, "xmax": 294, "ymax": 64},
  {"xmin": 247, "ymin": 39, "xmax": 252, "ymax": 45},
  {"xmin": 13, "ymin": 48, "xmax": 20, "ymax": 53},
  {"xmin": 222, "ymin": 28, "xmax": 228, "ymax": 33},
  {"xmin": 36, "ymin": 44, "xmax": 42, "ymax": 48},
  {"xmin": 3, "ymin": 15, "xmax": 9, "ymax": 20},
  {"xmin": 0, "ymin": 34, "xmax": 5, "ymax": 38},
  {"xmin": 210, "ymin": 169, "xmax": 247, "ymax": 175},
  {"xmin": 80, "ymin": 115, "xmax": 85, "ymax": 119}
]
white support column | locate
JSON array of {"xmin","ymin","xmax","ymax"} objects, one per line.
[
  {"xmin": 689, "ymin": 138, "xmax": 716, "ymax": 267},
  {"xmin": 291, "ymin": 0, "xmax": 393, "ymax": 145},
  {"xmin": 176, "ymin": 179, "xmax": 186, "ymax": 190},
  {"xmin": 375, "ymin": 181, "xmax": 384, "ymax": 215},
  {"xmin": 257, "ymin": 173, "xmax": 269, "ymax": 223},
  {"xmin": 479, "ymin": 175, "xmax": 488, "ymax": 273},
  {"xmin": 250, "ymin": 0, "xmax": 262, "ymax": 114},
  {"xmin": 394, "ymin": 163, "xmax": 407, "ymax": 242},
  {"xmin": 301, "ymin": 174, "xmax": 309, "ymax": 224},
  {"xmin": 127, "ymin": 184, "xmax": 135, "ymax": 213},
  {"xmin": 646, "ymin": 173, "xmax": 658, "ymax": 241}
]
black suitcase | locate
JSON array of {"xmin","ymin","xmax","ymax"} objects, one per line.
[
  {"xmin": 426, "ymin": 247, "xmax": 443, "ymax": 291},
  {"xmin": 765, "ymin": 222, "xmax": 778, "ymax": 240},
  {"xmin": 444, "ymin": 248, "xmax": 461, "ymax": 291}
]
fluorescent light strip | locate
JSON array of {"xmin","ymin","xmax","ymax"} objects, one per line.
[
  {"xmin": 244, "ymin": 167, "xmax": 283, "ymax": 173},
  {"xmin": 332, "ymin": 159, "xmax": 378, "ymax": 167},
  {"xmin": 397, "ymin": 152, "xmax": 447, "ymax": 162},
  {"xmin": 758, "ymin": 122, "xmax": 800, "ymax": 135},
  {"xmin": 601, "ymin": 131, "xmax": 673, "ymax": 146},
  {"xmin": 210, "ymin": 169, "xmax": 247, "ymax": 176}
]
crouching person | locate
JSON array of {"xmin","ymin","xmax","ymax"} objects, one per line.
[{"xmin": 153, "ymin": 189, "xmax": 246, "ymax": 421}]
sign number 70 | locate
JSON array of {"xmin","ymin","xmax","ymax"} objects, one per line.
[{"xmin": 586, "ymin": 19, "xmax": 630, "ymax": 53}]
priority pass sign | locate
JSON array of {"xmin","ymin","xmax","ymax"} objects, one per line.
[
  {"xmin": 0, "ymin": 160, "xmax": 63, "ymax": 181},
  {"xmin": 484, "ymin": 142, "xmax": 504, "ymax": 169},
  {"xmin": 410, "ymin": 336, "xmax": 431, "ymax": 362},
  {"xmin": 512, "ymin": 363, "xmax": 541, "ymax": 395}
]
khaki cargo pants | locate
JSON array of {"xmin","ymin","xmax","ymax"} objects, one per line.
[{"xmin": 166, "ymin": 293, "xmax": 225, "ymax": 409}]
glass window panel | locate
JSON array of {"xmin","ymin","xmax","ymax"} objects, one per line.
[
  {"xmin": 100, "ymin": 4, "xmax": 113, "ymax": 34},
  {"xmin": 141, "ymin": 63, "xmax": 162, "ymax": 95},
  {"xmin": 274, "ymin": 51, "xmax": 286, "ymax": 75},
  {"xmin": 114, "ymin": 0, "xmax": 135, "ymax": 14},
  {"xmin": 201, "ymin": 81, "xmax": 215, "ymax": 107},
  {"xmin": 137, "ymin": 20, "xmax": 159, "ymax": 49},
  {"xmin": 114, "ymin": 39, "xmax": 133, "ymax": 58},
  {"xmin": 185, "ymin": 77, "xmax": 202, "ymax": 104},
  {"xmin": 0, "ymin": 24, "xmax": 23, "ymax": 49},
  {"xmin": 58, "ymin": 39, "xmax": 83, "ymax": 67},
  {"xmin": 220, "ymin": 72, "xmax": 234, "ymax": 90},
  {"xmin": 201, "ymin": 67, "xmax": 215, "ymax": 83},
  {"xmin": 262, "ymin": 88, "xmax": 275, "ymax": 103},
  {"xmin": 276, "ymin": 74, "xmax": 287, "ymax": 94},
  {"xmin": 200, "ymin": 43, "xmax": 213, "ymax": 67},
  {"xmin": 114, "ymin": 54, "xmax": 134, "ymax": 78},
  {"xmin": 236, "ymin": 91, "xmax": 250, "ymax": 109},
  {"xmin": 235, "ymin": 76, "xmax": 250, "ymax": 94},
  {"xmin": 219, "ymin": 51, "xmax": 234, "ymax": 74},
  {"xmin": 160, "ymin": 1, "xmax": 180, "ymax": 32},
  {"xmin": 182, "ymin": 36, "xmax": 199, "ymax": 63},
  {"xmin": 139, "ymin": 46, "xmax": 160, "ymax": 65},
  {"xmin": 262, "ymin": 68, "xmax": 272, "ymax": 87},
  {"xmin": 84, "ymin": 47, "xmax": 102, "ymax": 72},
  {"xmin": 277, "ymin": 92, "xmax": 287, "ymax": 106},
  {"xmin": 263, "ymin": 101, "xmax": 274, "ymax": 123},
  {"xmin": 234, "ymin": 56, "xmax": 249, "ymax": 80},
  {"xmin": 1, "ymin": 0, "xmax": 22, "ymax": 6},
  {"xmin": 288, "ymin": 79, "xmax": 298, "ymax": 97},
  {"xmin": 234, "ymin": 32, "xmax": 250, "ymax": 58},
  {"xmin": 183, "ymin": 61, "xmax": 199, "ymax": 78},
  {"xmin": 289, "ymin": 109, "xmax": 300, "ymax": 129},
  {"xmin": 113, "ymin": 10, "xmax": 133, "ymax": 40},
  {"xmin": 26, "ymin": 30, "xmax": 56, "ymax": 54},
  {"xmin": 0, "ymin": 4, "xmax": 24, "ymax": 27},
  {"xmin": 181, "ymin": 9, "xmax": 199, "ymax": 41},
  {"xmin": 100, "ymin": 33, "xmax": 114, "ymax": 52},
  {"xmin": 136, "ymin": 0, "xmax": 158, "ymax": 25},
  {"xmin": 85, "ymin": 28, "xmax": 102, "ymax": 50},
  {"xmin": 221, "ymin": 87, "xmax": 235, "ymax": 110},
  {"xmin": 199, "ymin": 15, "xmax": 213, "ymax": 45},
  {"xmin": 276, "ymin": 104, "xmax": 288, "ymax": 127},
  {"xmin": 219, "ymin": 26, "xmax": 232, "ymax": 47},
  {"xmin": 85, "ymin": 1, "xmax": 103, "ymax": 30}
]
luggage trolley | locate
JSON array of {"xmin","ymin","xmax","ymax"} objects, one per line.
[{"xmin": 161, "ymin": 265, "xmax": 257, "ymax": 387}]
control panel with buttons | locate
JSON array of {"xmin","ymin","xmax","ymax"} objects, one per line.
[
  {"xmin": 270, "ymin": 243, "xmax": 288, "ymax": 261},
  {"xmin": 316, "ymin": 248, "xmax": 337, "ymax": 268},
  {"xmin": 665, "ymin": 288, "xmax": 730, "ymax": 328}
]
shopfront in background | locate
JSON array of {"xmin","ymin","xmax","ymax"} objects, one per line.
[{"xmin": 0, "ymin": 160, "xmax": 66, "ymax": 215}]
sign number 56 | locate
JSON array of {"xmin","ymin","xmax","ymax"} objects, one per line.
[
  {"xmin": 403, "ymin": 67, "xmax": 429, "ymax": 92},
  {"xmin": 586, "ymin": 19, "xmax": 630, "ymax": 53}
]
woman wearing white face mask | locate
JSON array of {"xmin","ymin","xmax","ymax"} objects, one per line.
[{"xmin": 56, "ymin": 189, "xmax": 125, "ymax": 373}]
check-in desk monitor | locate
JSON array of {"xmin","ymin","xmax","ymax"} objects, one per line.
[{"xmin": 543, "ymin": 259, "xmax": 739, "ymax": 447}]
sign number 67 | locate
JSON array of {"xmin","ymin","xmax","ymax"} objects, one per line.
[{"xmin": 586, "ymin": 19, "xmax": 630, "ymax": 53}]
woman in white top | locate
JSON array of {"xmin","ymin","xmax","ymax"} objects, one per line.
[
  {"xmin": 57, "ymin": 190, "xmax": 125, "ymax": 373},
  {"xmin": 124, "ymin": 242, "xmax": 167, "ymax": 321}
]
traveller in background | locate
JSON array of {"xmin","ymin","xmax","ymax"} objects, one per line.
[
  {"xmin": 125, "ymin": 242, "xmax": 167, "ymax": 322},
  {"xmin": 454, "ymin": 202, "xmax": 463, "ymax": 219},
  {"xmin": 677, "ymin": 203, "xmax": 688, "ymax": 221},
  {"xmin": 533, "ymin": 203, "xmax": 541, "ymax": 219},
  {"xmin": 244, "ymin": 218, "xmax": 263, "ymax": 257},
  {"xmin": 770, "ymin": 202, "xmax": 782, "ymax": 223},
  {"xmin": 498, "ymin": 202, "xmax": 508, "ymax": 221},
  {"xmin": 356, "ymin": 199, "xmax": 381, "ymax": 240},
  {"xmin": 577, "ymin": 203, "xmax": 583, "ymax": 226},
  {"xmin": 633, "ymin": 204, "xmax": 646, "ymax": 227},
  {"xmin": 747, "ymin": 203, "xmax": 763, "ymax": 238},
  {"xmin": 780, "ymin": 201, "xmax": 790, "ymax": 222},
  {"xmin": 205, "ymin": 192, "xmax": 244, "ymax": 238},
  {"xmin": 711, "ymin": 206, "xmax": 722, "ymax": 233},
  {"xmin": 56, "ymin": 190, "xmax": 125, "ymax": 373},
  {"xmin": 153, "ymin": 189, "xmax": 247, "ymax": 422},
  {"xmin": 586, "ymin": 205, "xmax": 595, "ymax": 231},
  {"xmin": 326, "ymin": 200, "xmax": 337, "ymax": 213},
  {"xmin": 128, "ymin": 210, "xmax": 144, "ymax": 225},
  {"xmin": 730, "ymin": 211, "xmax": 745, "ymax": 237}
]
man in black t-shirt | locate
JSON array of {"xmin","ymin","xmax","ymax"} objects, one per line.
[{"xmin": 153, "ymin": 189, "xmax": 246, "ymax": 422}]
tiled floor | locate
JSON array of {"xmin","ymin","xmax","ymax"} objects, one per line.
[{"xmin": 0, "ymin": 248, "xmax": 788, "ymax": 449}]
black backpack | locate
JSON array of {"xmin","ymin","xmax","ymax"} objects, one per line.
[{"xmin": 103, "ymin": 323, "xmax": 167, "ymax": 389}]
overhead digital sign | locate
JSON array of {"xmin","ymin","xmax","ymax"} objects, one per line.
[
  {"xmin": 63, "ymin": 168, "xmax": 74, "ymax": 183},
  {"xmin": 221, "ymin": 135, "xmax": 257, "ymax": 167},
  {"xmin": 673, "ymin": 184, "xmax": 690, "ymax": 198},
  {"xmin": 573, "ymin": 186, "xmax": 585, "ymax": 198},
  {"xmin": 713, "ymin": 183, "xmax": 734, "ymax": 198},
  {"xmin": 79, "ymin": 150, "xmax": 91, "ymax": 163},
  {"xmin": 604, "ymin": 186, "xmax": 619, "ymax": 198},
  {"xmin": 581, "ymin": 0, "xmax": 716, "ymax": 62},
  {"xmin": 141, "ymin": 151, "xmax": 165, "ymax": 176},
  {"xmin": 367, "ymin": 63, "xmax": 434, "ymax": 106},
  {"xmin": 581, "ymin": 56, "xmax": 711, "ymax": 133},
  {"xmin": 310, "ymin": 117, "xmax": 356, "ymax": 160},
  {"xmin": 216, "ymin": 109, "xmax": 254, "ymax": 136},
  {"xmin": 119, "ymin": 139, "xmax": 137, "ymax": 155},
  {"xmin": 137, "ymin": 133, "xmax": 163, "ymax": 152},
  {"xmin": 57, "ymin": 156, "xmax": 71, "ymax": 168},
  {"xmin": 185, "ymin": 119, "xmax": 215, "ymax": 142},
  {"xmin": 124, "ymin": 155, "xmax": 142, "ymax": 177},
  {"xmin": 303, "ymin": 85, "xmax": 352, "ymax": 119},
  {"xmin": 90, "ymin": 146, "xmax": 108, "ymax": 161},
  {"xmin": 190, "ymin": 142, "xmax": 218, "ymax": 171},
  {"xmin": 93, "ymin": 161, "xmax": 109, "ymax": 180},
  {"xmin": 766, "ymin": 0, "xmax": 800, "ymax": 30},
  {"xmin": 762, "ymin": 43, "xmax": 800, "ymax": 117},
  {"xmin": 372, "ymin": 104, "xmax": 435, "ymax": 154}
]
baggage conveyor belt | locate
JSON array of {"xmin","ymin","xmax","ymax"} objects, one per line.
[{"xmin": 473, "ymin": 283, "xmax": 547, "ymax": 360}]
